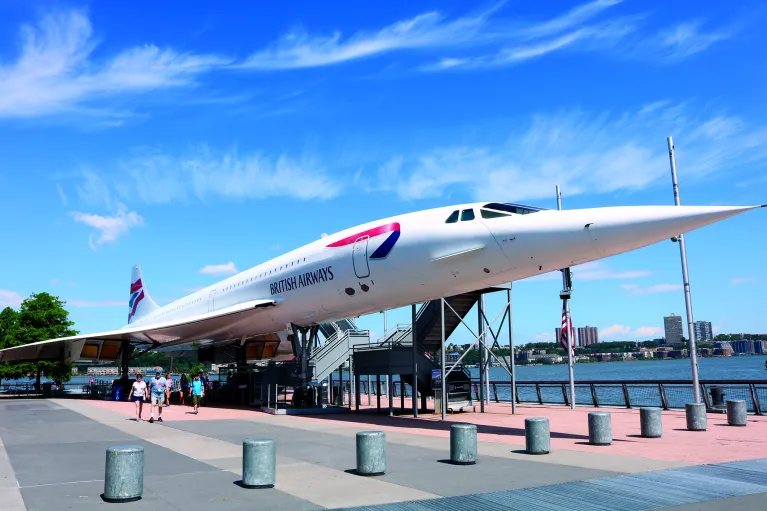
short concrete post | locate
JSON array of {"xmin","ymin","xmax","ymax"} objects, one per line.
[
  {"xmin": 103, "ymin": 446, "xmax": 144, "ymax": 503},
  {"xmin": 685, "ymin": 403, "xmax": 707, "ymax": 431},
  {"xmin": 356, "ymin": 430, "xmax": 386, "ymax": 476},
  {"xmin": 588, "ymin": 412, "xmax": 612, "ymax": 446},
  {"xmin": 726, "ymin": 400, "xmax": 747, "ymax": 427},
  {"xmin": 450, "ymin": 424, "xmax": 477, "ymax": 465},
  {"xmin": 242, "ymin": 438, "xmax": 276, "ymax": 488},
  {"xmin": 640, "ymin": 408, "xmax": 662, "ymax": 438},
  {"xmin": 525, "ymin": 417, "xmax": 550, "ymax": 454}
]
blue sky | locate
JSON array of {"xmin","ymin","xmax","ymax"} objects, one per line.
[{"xmin": 0, "ymin": 0, "xmax": 765, "ymax": 346}]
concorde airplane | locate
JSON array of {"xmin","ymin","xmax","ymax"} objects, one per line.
[{"xmin": 0, "ymin": 201, "xmax": 763, "ymax": 366}]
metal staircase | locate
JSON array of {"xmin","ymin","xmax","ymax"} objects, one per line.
[{"xmin": 308, "ymin": 328, "xmax": 370, "ymax": 384}]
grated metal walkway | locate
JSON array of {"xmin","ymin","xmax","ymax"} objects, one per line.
[{"xmin": 334, "ymin": 458, "xmax": 767, "ymax": 511}]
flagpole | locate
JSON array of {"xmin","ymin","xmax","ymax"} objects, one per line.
[{"xmin": 557, "ymin": 185, "xmax": 576, "ymax": 410}]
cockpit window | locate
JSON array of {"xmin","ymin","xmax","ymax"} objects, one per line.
[
  {"xmin": 445, "ymin": 210, "xmax": 459, "ymax": 223},
  {"xmin": 483, "ymin": 202, "xmax": 544, "ymax": 215},
  {"xmin": 481, "ymin": 209, "xmax": 511, "ymax": 219},
  {"xmin": 461, "ymin": 209, "xmax": 475, "ymax": 221}
]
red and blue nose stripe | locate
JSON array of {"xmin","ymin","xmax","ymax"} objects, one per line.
[{"xmin": 326, "ymin": 222, "xmax": 400, "ymax": 259}]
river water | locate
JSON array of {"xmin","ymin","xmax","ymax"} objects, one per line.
[{"xmin": 471, "ymin": 355, "xmax": 767, "ymax": 382}]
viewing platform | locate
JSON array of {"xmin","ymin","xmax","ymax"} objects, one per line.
[{"xmin": 1, "ymin": 397, "xmax": 765, "ymax": 510}]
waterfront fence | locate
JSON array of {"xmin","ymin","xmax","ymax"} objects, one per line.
[{"xmin": 476, "ymin": 380, "xmax": 765, "ymax": 415}]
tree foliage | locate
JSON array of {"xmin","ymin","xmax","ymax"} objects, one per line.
[{"xmin": 0, "ymin": 293, "xmax": 78, "ymax": 383}]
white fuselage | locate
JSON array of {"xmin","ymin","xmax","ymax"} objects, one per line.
[{"xmin": 128, "ymin": 201, "xmax": 755, "ymax": 343}]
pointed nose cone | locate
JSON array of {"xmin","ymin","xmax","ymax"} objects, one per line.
[{"xmin": 585, "ymin": 205, "xmax": 759, "ymax": 258}]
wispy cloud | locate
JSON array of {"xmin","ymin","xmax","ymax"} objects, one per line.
[
  {"xmin": 600, "ymin": 324, "xmax": 662, "ymax": 340},
  {"xmin": 69, "ymin": 203, "xmax": 144, "ymax": 250},
  {"xmin": 50, "ymin": 278, "xmax": 60, "ymax": 285},
  {"xmin": 240, "ymin": 4, "xmax": 502, "ymax": 70},
  {"xmin": 0, "ymin": 9, "xmax": 231, "ymax": 119},
  {"xmin": 524, "ymin": 261, "xmax": 652, "ymax": 282},
  {"xmin": 198, "ymin": 262, "xmax": 239, "ymax": 276},
  {"xmin": 620, "ymin": 283, "xmax": 682, "ymax": 295},
  {"xmin": 63, "ymin": 145, "xmax": 341, "ymax": 205},
  {"xmin": 369, "ymin": 101, "xmax": 767, "ymax": 202},
  {"xmin": 0, "ymin": 290, "xmax": 23, "ymax": 309},
  {"xmin": 731, "ymin": 277, "xmax": 758, "ymax": 285},
  {"xmin": 654, "ymin": 20, "xmax": 730, "ymax": 59}
]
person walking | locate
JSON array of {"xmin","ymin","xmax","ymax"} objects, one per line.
[
  {"xmin": 191, "ymin": 373, "xmax": 204, "ymax": 415},
  {"xmin": 128, "ymin": 373, "xmax": 147, "ymax": 421},
  {"xmin": 148, "ymin": 370, "xmax": 167, "ymax": 423},
  {"xmin": 179, "ymin": 374, "xmax": 189, "ymax": 406},
  {"xmin": 164, "ymin": 373, "xmax": 173, "ymax": 407}
]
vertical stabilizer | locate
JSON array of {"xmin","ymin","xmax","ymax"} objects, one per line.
[{"xmin": 128, "ymin": 264, "xmax": 160, "ymax": 324}]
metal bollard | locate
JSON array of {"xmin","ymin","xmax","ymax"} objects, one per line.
[
  {"xmin": 685, "ymin": 403, "xmax": 707, "ymax": 431},
  {"xmin": 525, "ymin": 417, "xmax": 550, "ymax": 455},
  {"xmin": 242, "ymin": 438, "xmax": 276, "ymax": 488},
  {"xmin": 356, "ymin": 430, "xmax": 386, "ymax": 476},
  {"xmin": 588, "ymin": 412, "xmax": 612, "ymax": 446},
  {"xmin": 640, "ymin": 408, "xmax": 662, "ymax": 438},
  {"xmin": 450, "ymin": 424, "xmax": 477, "ymax": 465},
  {"xmin": 726, "ymin": 400, "xmax": 747, "ymax": 427},
  {"xmin": 103, "ymin": 446, "xmax": 144, "ymax": 503}
]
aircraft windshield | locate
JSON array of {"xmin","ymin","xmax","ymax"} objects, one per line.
[{"xmin": 482, "ymin": 202, "xmax": 544, "ymax": 215}]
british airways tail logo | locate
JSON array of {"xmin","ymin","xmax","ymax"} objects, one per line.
[
  {"xmin": 128, "ymin": 279, "xmax": 144, "ymax": 322},
  {"xmin": 326, "ymin": 222, "xmax": 400, "ymax": 259}
]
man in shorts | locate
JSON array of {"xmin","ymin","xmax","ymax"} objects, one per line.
[
  {"xmin": 148, "ymin": 370, "xmax": 167, "ymax": 423},
  {"xmin": 191, "ymin": 373, "xmax": 204, "ymax": 415},
  {"xmin": 128, "ymin": 373, "xmax": 147, "ymax": 421}
]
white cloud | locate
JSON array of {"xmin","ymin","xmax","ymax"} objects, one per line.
[
  {"xmin": 0, "ymin": 9, "xmax": 231, "ymax": 119},
  {"xmin": 241, "ymin": 4, "xmax": 501, "ymax": 70},
  {"xmin": 524, "ymin": 261, "xmax": 652, "ymax": 282},
  {"xmin": 634, "ymin": 326, "xmax": 662, "ymax": 337},
  {"xmin": 97, "ymin": 145, "xmax": 340, "ymax": 204},
  {"xmin": 656, "ymin": 20, "xmax": 729, "ymax": 59},
  {"xmin": 620, "ymin": 283, "xmax": 682, "ymax": 295},
  {"xmin": 601, "ymin": 325, "xmax": 631, "ymax": 338},
  {"xmin": 600, "ymin": 324, "xmax": 661, "ymax": 340},
  {"xmin": 69, "ymin": 203, "xmax": 144, "ymax": 250},
  {"xmin": 731, "ymin": 277, "xmax": 758, "ymax": 285},
  {"xmin": 0, "ymin": 290, "xmax": 23, "ymax": 309},
  {"xmin": 66, "ymin": 299, "xmax": 124, "ymax": 308},
  {"xmin": 198, "ymin": 262, "xmax": 239, "ymax": 276},
  {"xmin": 369, "ymin": 102, "xmax": 767, "ymax": 202}
]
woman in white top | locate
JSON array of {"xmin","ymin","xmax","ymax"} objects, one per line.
[{"xmin": 128, "ymin": 373, "xmax": 148, "ymax": 421}]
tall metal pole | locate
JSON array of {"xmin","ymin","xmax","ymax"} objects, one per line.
[
  {"xmin": 385, "ymin": 310, "xmax": 393, "ymax": 416},
  {"xmin": 441, "ymin": 298, "xmax": 447, "ymax": 421},
  {"xmin": 482, "ymin": 294, "xmax": 490, "ymax": 405},
  {"xmin": 478, "ymin": 296, "xmax": 485, "ymax": 413},
  {"xmin": 411, "ymin": 303, "xmax": 418, "ymax": 417},
  {"xmin": 557, "ymin": 185, "xmax": 576, "ymax": 410},
  {"xmin": 507, "ymin": 285, "xmax": 516, "ymax": 414},
  {"xmin": 667, "ymin": 137, "xmax": 701, "ymax": 404}
]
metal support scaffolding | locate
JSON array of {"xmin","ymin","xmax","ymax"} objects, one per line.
[
  {"xmin": 411, "ymin": 303, "xmax": 418, "ymax": 417},
  {"xmin": 478, "ymin": 297, "xmax": 485, "ymax": 413},
  {"xmin": 508, "ymin": 285, "xmax": 516, "ymax": 414},
  {"xmin": 557, "ymin": 185, "xmax": 576, "ymax": 410},
  {"xmin": 441, "ymin": 298, "xmax": 447, "ymax": 421},
  {"xmin": 667, "ymin": 136, "xmax": 701, "ymax": 404},
  {"xmin": 434, "ymin": 288, "xmax": 516, "ymax": 418}
]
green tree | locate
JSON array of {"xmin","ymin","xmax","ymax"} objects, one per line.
[{"xmin": 0, "ymin": 294, "xmax": 78, "ymax": 387}]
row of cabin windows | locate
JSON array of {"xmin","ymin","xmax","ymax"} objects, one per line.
[
  {"xmin": 220, "ymin": 257, "xmax": 308, "ymax": 292},
  {"xmin": 159, "ymin": 297, "xmax": 203, "ymax": 316},
  {"xmin": 445, "ymin": 203, "xmax": 542, "ymax": 223}
]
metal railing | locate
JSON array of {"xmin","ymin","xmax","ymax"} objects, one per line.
[{"xmin": 473, "ymin": 379, "xmax": 766, "ymax": 415}]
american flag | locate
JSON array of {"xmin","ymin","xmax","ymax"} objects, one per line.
[{"xmin": 559, "ymin": 301, "xmax": 575, "ymax": 355}]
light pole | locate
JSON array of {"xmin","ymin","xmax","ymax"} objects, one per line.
[{"xmin": 667, "ymin": 137, "xmax": 701, "ymax": 404}]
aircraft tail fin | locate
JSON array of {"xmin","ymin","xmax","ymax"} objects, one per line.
[{"xmin": 128, "ymin": 264, "xmax": 160, "ymax": 324}]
